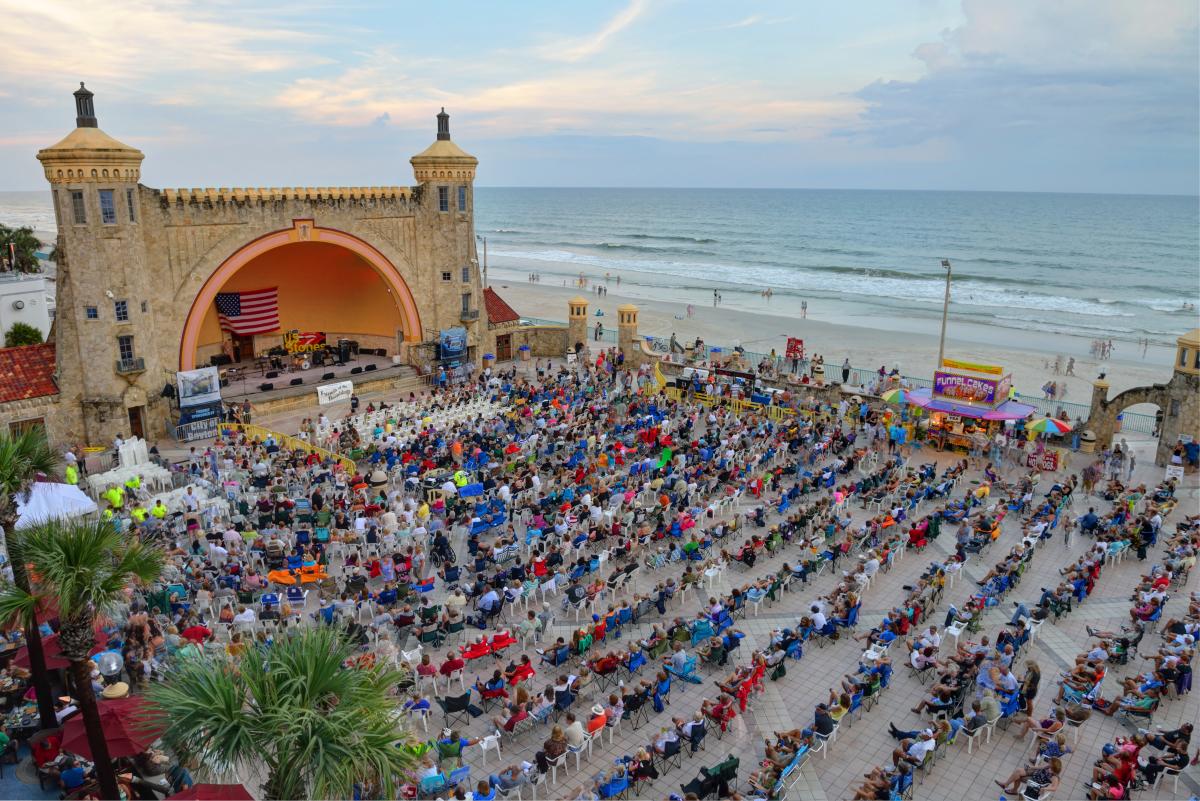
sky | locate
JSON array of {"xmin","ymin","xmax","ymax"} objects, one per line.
[{"xmin": 1, "ymin": 0, "xmax": 1196, "ymax": 194}]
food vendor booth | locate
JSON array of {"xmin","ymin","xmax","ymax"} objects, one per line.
[{"xmin": 909, "ymin": 361, "xmax": 1036, "ymax": 452}]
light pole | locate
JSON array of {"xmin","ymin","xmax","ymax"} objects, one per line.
[{"xmin": 937, "ymin": 258, "xmax": 952, "ymax": 371}]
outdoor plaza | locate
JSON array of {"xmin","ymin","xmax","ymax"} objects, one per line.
[{"xmin": 1, "ymin": 353, "xmax": 1197, "ymax": 801}]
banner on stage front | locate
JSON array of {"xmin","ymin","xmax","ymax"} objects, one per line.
[
  {"xmin": 317, "ymin": 380, "xmax": 353, "ymax": 405},
  {"xmin": 176, "ymin": 367, "xmax": 222, "ymax": 408},
  {"xmin": 941, "ymin": 358, "xmax": 1003, "ymax": 375},
  {"xmin": 785, "ymin": 337, "xmax": 805, "ymax": 360}
]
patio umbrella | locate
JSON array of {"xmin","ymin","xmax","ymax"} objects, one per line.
[
  {"xmin": 1027, "ymin": 417, "xmax": 1073, "ymax": 435},
  {"xmin": 880, "ymin": 388, "xmax": 917, "ymax": 405},
  {"xmin": 12, "ymin": 633, "xmax": 71, "ymax": 670},
  {"xmin": 167, "ymin": 784, "xmax": 255, "ymax": 801},
  {"xmin": 61, "ymin": 695, "xmax": 164, "ymax": 760}
]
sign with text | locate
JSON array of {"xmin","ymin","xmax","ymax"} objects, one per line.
[
  {"xmin": 941, "ymin": 357, "xmax": 1003, "ymax": 375},
  {"xmin": 317, "ymin": 380, "xmax": 353, "ymax": 405},
  {"xmin": 176, "ymin": 401, "xmax": 223, "ymax": 441},
  {"xmin": 785, "ymin": 337, "xmax": 805, "ymax": 360},
  {"xmin": 176, "ymin": 367, "xmax": 222, "ymax": 408},
  {"xmin": 283, "ymin": 330, "xmax": 327, "ymax": 354},
  {"xmin": 1026, "ymin": 450, "xmax": 1060, "ymax": 472},
  {"xmin": 934, "ymin": 370, "xmax": 1000, "ymax": 404}
]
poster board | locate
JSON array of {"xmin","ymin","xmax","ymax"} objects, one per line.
[{"xmin": 176, "ymin": 367, "xmax": 222, "ymax": 408}]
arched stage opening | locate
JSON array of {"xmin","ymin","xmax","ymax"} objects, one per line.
[{"xmin": 179, "ymin": 224, "xmax": 422, "ymax": 371}]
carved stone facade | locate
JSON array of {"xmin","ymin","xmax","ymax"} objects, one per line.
[
  {"xmin": 1085, "ymin": 329, "xmax": 1200, "ymax": 466},
  {"xmin": 34, "ymin": 85, "xmax": 486, "ymax": 446}
]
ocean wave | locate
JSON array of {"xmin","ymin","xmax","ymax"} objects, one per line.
[
  {"xmin": 625, "ymin": 233, "xmax": 718, "ymax": 243},
  {"xmin": 492, "ymin": 247, "xmax": 1138, "ymax": 319}
]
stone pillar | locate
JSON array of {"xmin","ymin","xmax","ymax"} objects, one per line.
[
  {"xmin": 567, "ymin": 296, "xmax": 588, "ymax": 354},
  {"xmin": 617, "ymin": 303, "xmax": 640, "ymax": 366},
  {"xmin": 1086, "ymin": 378, "xmax": 1114, "ymax": 448}
]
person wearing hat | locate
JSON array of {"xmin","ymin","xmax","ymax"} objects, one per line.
[
  {"xmin": 101, "ymin": 681, "xmax": 130, "ymax": 700},
  {"xmin": 891, "ymin": 729, "xmax": 936, "ymax": 769}
]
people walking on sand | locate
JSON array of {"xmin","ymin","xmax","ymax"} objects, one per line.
[
  {"xmin": 801, "ymin": 300, "xmax": 808, "ymax": 318},
  {"xmin": 713, "ymin": 289, "xmax": 718, "ymax": 307},
  {"xmin": 1066, "ymin": 357, "xmax": 1075, "ymax": 376}
]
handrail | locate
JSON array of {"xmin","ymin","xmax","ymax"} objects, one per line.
[{"xmin": 216, "ymin": 422, "xmax": 356, "ymax": 473}]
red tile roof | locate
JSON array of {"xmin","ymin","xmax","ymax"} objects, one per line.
[
  {"xmin": 484, "ymin": 287, "xmax": 521, "ymax": 325},
  {"xmin": 0, "ymin": 343, "xmax": 58, "ymax": 403}
]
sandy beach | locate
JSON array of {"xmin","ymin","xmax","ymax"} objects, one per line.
[{"xmin": 488, "ymin": 269, "xmax": 1179, "ymax": 412}]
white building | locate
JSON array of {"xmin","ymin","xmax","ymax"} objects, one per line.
[{"xmin": 0, "ymin": 273, "xmax": 55, "ymax": 341}]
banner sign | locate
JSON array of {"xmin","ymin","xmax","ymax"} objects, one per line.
[
  {"xmin": 1026, "ymin": 450, "xmax": 1060, "ymax": 472},
  {"xmin": 283, "ymin": 330, "xmax": 327, "ymax": 354},
  {"xmin": 439, "ymin": 327, "xmax": 467, "ymax": 364},
  {"xmin": 176, "ymin": 367, "xmax": 222, "ymax": 408},
  {"xmin": 317, "ymin": 380, "xmax": 353, "ymax": 405},
  {"xmin": 996, "ymin": 374, "xmax": 1013, "ymax": 402},
  {"xmin": 941, "ymin": 358, "xmax": 1003, "ymax": 375},
  {"xmin": 785, "ymin": 337, "xmax": 805, "ymax": 360},
  {"xmin": 934, "ymin": 370, "xmax": 1000, "ymax": 404},
  {"xmin": 176, "ymin": 401, "xmax": 223, "ymax": 441}
]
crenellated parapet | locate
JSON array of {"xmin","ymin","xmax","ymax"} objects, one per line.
[{"xmin": 158, "ymin": 186, "xmax": 413, "ymax": 205}]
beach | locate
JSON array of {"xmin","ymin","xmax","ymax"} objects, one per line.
[{"xmin": 488, "ymin": 269, "xmax": 1179, "ymax": 412}]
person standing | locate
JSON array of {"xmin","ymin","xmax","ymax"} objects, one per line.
[{"xmin": 842, "ymin": 358, "xmax": 851, "ymax": 384}]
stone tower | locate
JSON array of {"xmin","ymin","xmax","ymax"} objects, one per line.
[
  {"xmin": 37, "ymin": 83, "xmax": 166, "ymax": 444},
  {"xmin": 617, "ymin": 303, "xmax": 641, "ymax": 366},
  {"xmin": 567, "ymin": 296, "xmax": 588, "ymax": 354},
  {"xmin": 410, "ymin": 108, "xmax": 484, "ymax": 348}
]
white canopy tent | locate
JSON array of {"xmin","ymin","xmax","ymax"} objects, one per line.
[{"xmin": 15, "ymin": 481, "xmax": 99, "ymax": 529}]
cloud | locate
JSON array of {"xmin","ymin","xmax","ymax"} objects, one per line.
[
  {"xmin": 539, "ymin": 0, "xmax": 651, "ymax": 62},
  {"xmin": 0, "ymin": 0, "xmax": 320, "ymax": 97},
  {"xmin": 723, "ymin": 15, "xmax": 762, "ymax": 29}
]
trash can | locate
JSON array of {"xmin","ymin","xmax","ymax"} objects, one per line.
[
  {"xmin": 1114, "ymin": 413, "xmax": 1123, "ymax": 433},
  {"xmin": 518, "ymin": 344, "xmax": 531, "ymax": 362},
  {"xmin": 1080, "ymin": 430, "xmax": 1097, "ymax": 454}
]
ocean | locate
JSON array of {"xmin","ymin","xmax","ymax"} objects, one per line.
[{"xmin": 5, "ymin": 188, "xmax": 1198, "ymax": 346}]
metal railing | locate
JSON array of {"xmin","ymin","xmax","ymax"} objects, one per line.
[
  {"xmin": 460, "ymin": 309, "xmax": 480, "ymax": 321},
  {"xmin": 115, "ymin": 357, "xmax": 145, "ymax": 374}
]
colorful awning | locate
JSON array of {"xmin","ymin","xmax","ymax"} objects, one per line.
[{"xmin": 908, "ymin": 388, "xmax": 1036, "ymax": 421}]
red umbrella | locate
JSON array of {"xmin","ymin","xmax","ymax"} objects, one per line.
[
  {"xmin": 12, "ymin": 633, "xmax": 71, "ymax": 670},
  {"xmin": 167, "ymin": 784, "xmax": 255, "ymax": 801},
  {"xmin": 61, "ymin": 695, "xmax": 164, "ymax": 760}
]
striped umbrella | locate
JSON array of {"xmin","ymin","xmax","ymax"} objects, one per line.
[
  {"xmin": 880, "ymin": 388, "xmax": 915, "ymax": 405},
  {"xmin": 1027, "ymin": 416, "xmax": 1073, "ymax": 435}
]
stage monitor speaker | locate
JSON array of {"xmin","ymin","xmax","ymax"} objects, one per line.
[
  {"xmin": 220, "ymin": 378, "xmax": 230, "ymax": 388},
  {"xmin": 265, "ymin": 370, "xmax": 279, "ymax": 379},
  {"xmin": 364, "ymin": 363, "xmax": 377, "ymax": 372},
  {"xmin": 290, "ymin": 377, "xmax": 303, "ymax": 386},
  {"xmin": 210, "ymin": 354, "xmax": 232, "ymax": 367},
  {"xmin": 321, "ymin": 372, "xmax": 335, "ymax": 381},
  {"xmin": 350, "ymin": 366, "xmax": 362, "ymax": 375},
  {"xmin": 259, "ymin": 382, "xmax": 274, "ymax": 392}
]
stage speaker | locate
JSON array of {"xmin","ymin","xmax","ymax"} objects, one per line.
[
  {"xmin": 220, "ymin": 378, "xmax": 230, "ymax": 388},
  {"xmin": 290, "ymin": 377, "xmax": 303, "ymax": 386},
  {"xmin": 337, "ymin": 339, "xmax": 351, "ymax": 363},
  {"xmin": 160, "ymin": 383, "xmax": 176, "ymax": 399},
  {"xmin": 350, "ymin": 366, "xmax": 362, "ymax": 375},
  {"xmin": 364, "ymin": 363, "xmax": 377, "ymax": 372},
  {"xmin": 321, "ymin": 372, "xmax": 335, "ymax": 381},
  {"xmin": 265, "ymin": 370, "xmax": 279, "ymax": 379},
  {"xmin": 209, "ymin": 354, "xmax": 232, "ymax": 367},
  {"xmin": 259, "ymin": 382, "xmax": 274, "ymax": 392}
]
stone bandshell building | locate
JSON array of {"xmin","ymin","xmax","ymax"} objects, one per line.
[{"xmin": 33, "ymin": 84, "xmax": 489, "ymax": 445}]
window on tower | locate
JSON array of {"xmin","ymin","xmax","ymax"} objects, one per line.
[
  {"xmin": 126, "ymin": 188, "xmax": 137, "ymax": 222},
  {"xmin": 458, "ymin": 185, "xmax": 467, "ymax": 210},
  {"xmin": 438, "ymin": 186, "xmax": 449, "ymax": 212},
  {"xmin": 98, "ymin": 189, "xmax": 116, "ymax": 224},
  {"xmin": 70, "ymin": 191, "xmax": 87, "ymax": 225}
]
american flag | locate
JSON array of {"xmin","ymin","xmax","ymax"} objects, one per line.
[{"xmin": 216, "ymin": 287, "xmax": 279, "ymax": 335}]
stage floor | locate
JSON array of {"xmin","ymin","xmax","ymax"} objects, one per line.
[{"xmin": 215, "ymin": 354, "xmax": 417, "ymax": 402}]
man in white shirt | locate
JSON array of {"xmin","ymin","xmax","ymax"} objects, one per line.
[
  {"xmin": 233, "ymin": 606, "xmax": 257, "ymax": 624},
  {"xmin": 183, "ymin": 487, "xmax": 200, "ymax": 513},
  {"xmin": 810, "ymin": 605, "xmax": 827, "ymax": 632},
  {"xmin": 208, "ymin": 541, "xmax": 228, "ymax": 562}
]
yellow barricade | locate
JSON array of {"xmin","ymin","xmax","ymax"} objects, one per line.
[{"xmin": 217, "ymin": 423, "xmax": 356, "ymax": 473}]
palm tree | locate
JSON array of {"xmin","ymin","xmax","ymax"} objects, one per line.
[
  {"xmin": 0, "ymin": 519, "xmax": 163, "ymax": 799},
  {"xmin": 145, "ymin": 626, "xmax": 416, "ymax": 800},
  {"xmin": 0, "ymin": 428, "xmax": 60, "ymax": 729},
  {"xmin": 0, "ymin": 224, "xmax": 43, "ymax": 272}
]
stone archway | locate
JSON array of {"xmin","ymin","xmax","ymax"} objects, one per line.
[
  {"xmin": 178, "ymin": 220, "xmax": 423, "ymax": 370},
  {"xmin": 1086, "ymin": 378, "xmax": 1191, "ymax": 466}
]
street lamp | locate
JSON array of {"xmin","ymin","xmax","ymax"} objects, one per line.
[{"xmin": 936, "ymin": 258, "xmax": 952, "ymax": 372}]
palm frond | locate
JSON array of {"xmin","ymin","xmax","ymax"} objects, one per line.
[
  {"xmin": 149, "ymin": 627, "xmax": 415, "ymax": 800},
  {"xmin": 0, "ymin": 428, "xmax": 60, "ymax": 505},
  {"xmin": 0, "ymin": 580, "xmax": 41, "ymax": 630}
]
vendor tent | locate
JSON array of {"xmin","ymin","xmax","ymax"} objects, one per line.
[
  {"xmin": 907, "ymin": 388, "xmax": 1036, "ymax": 421},
  {"xmin": 15, "ymin": 481, "xmax": 99, "ymax": 529}
]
